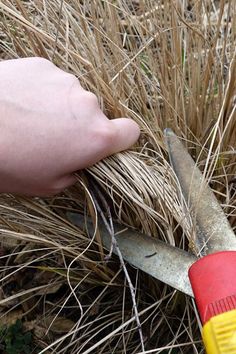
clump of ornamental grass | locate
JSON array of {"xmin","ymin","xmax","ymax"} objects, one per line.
[{"xmin": 0, "ymin": 1, "xmax": 235, "ymax": 353}]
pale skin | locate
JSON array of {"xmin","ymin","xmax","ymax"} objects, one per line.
[{"xmin": 0, "ymin": 57, "xmax": 140, "ymax": 196}]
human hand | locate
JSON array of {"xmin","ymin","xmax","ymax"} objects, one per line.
[{"xmin": 0, "ymin": 57, "xmax": 140, "ymax": 196}]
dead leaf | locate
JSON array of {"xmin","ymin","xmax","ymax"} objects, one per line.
[
  {"xmin": 44, "ymin": 316, "xmax": 75, "ymax": 333},
  {"xmin": 36, "ymin": 282, "xmax": 62, "ymax": 295},
  {"xmin": 1, "ymin": 309, "xmax": 23, "ymax": 326},
  {"xmin": 23, "ymin": 320, "xmax": 36, "ymax": 332}
]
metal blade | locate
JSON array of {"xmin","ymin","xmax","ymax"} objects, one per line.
[
  {"xmin": 164, "ymin": 129, "xmax": 236, "ymax": 255},
  {"xmin": 67, "ymin": 212, "xmax": 196, "ymax": 297}
]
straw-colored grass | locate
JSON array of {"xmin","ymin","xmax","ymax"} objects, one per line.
[{"xmin": 0, "ymin": 1, "xmax": 235, "ymax": 353}]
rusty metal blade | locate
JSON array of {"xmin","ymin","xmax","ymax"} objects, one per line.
[
  {"xmin": 164, "ymin": 129, "xmax": 236, "ymax": 255},
  {"xmin": 67, "ymin": 212, "xmax": 195, "ymax": 296}
]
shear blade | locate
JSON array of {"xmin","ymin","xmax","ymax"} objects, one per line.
[
  {"xmin": 164, "ymin": 129, "xmax": 236, "ymax": 255},
  {"xmin": 67, "ymin": 212, "xmax": 195, "ymax": 297}
]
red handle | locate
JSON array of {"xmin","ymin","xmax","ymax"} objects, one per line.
[{"xmin": 189, "ymin": 251, "xmax": 236, "ymax": 324}]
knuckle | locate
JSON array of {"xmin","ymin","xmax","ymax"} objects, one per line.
[
  {"xmin": 64, "ymin": 72, "xmax": 79, "ymax": 87},
  {"xmin": 97, "ymin": 122, "xmax": 116, "ymax": 146},
  {"xmin": 83, "ymin": 91, "xmax": 99, "ymax": 105},
  {"xmin": 67, "ymin": 73, "xmax": 77, "ymax": 82},
  {"xmin": 45, "ymin": 186, "xmax": 62, "ymax": 197},
  {"xmin": 48, "ymin": 176, "xmax": 75, "ymax": 196},
  {"xmin": 31, "ymin": 57, "xmax": 52, "ymax": 65}
]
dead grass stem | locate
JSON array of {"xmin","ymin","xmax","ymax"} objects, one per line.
[{"xmin": 0, "ymin": 0, "xmax": 235, "ymax": 352}]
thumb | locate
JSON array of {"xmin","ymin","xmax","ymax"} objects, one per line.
[{"xmin": 108, "ymin": 118, "xmax": 140, "ymax": 154}]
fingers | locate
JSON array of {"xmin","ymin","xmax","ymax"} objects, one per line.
[
  {"xmin": 67, "ymin": 117, "xmax": 140, "ymax": 172},
  {"xmin": 39, "ymin": 116, "xmax": 140, "ymax": 196},
  {"xmin": 107, "ymin": 118, "xmax": 140, "ymax": 155},
  {"xmin": 43, "ymin": 175, "xmax": 78, "ymax": 197}
]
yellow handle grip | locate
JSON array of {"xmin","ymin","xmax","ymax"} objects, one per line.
[{"xmin": 203, "ymin": 309, "xmax": 236, "ymax": 353}]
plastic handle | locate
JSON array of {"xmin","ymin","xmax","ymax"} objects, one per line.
[
  {"xmin": 189, "ymin": 251, "xmax": 236, "ymax": 324},
  {"xmin": 203, "ymin": 309, "xmax": 236, "ymax": 353},
  {"xmin": 189, "ymin": 251, "xmax": 236, "ymax": 354}
]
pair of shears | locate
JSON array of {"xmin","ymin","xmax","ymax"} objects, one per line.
[{"xmin": 68, "ymin": 129, "xmax": 236, "ymax": 353}]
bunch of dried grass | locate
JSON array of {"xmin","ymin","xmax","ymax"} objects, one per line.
[{"xmin": 0, "ymin": 1, "xmax": 235, "ymax": 353}]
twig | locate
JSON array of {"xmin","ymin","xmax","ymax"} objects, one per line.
[
  {"xmin": 89, "ymin": 183, "xmax": 145, "ymax": 352},
  {"xmin": 91, "ymin": 183, "xmax": 114, "ymax": 260}
]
